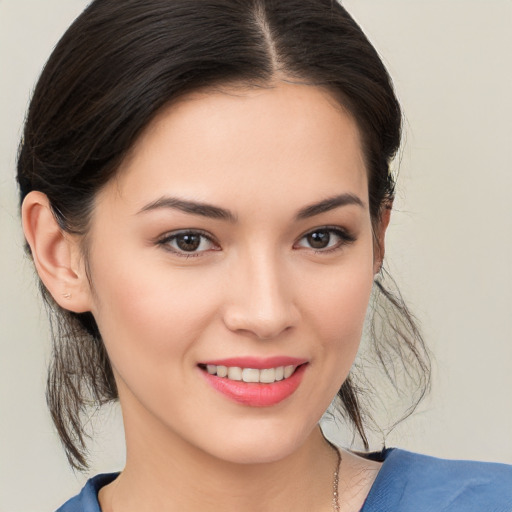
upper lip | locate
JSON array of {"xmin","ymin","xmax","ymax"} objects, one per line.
[{"xmin": 198, "ymin": 356, "xmax": 308, "ymax": 369}]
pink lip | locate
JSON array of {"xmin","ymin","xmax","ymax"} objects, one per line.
[
  {"xmin": 199, "ymin": 356, "xmax": 308, "ymax": 369},
  {"xmin": 199, "ymin": 361, "xmax": 308, "ymax": 407}
]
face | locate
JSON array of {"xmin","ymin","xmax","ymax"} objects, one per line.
[{"xmin": 83, "ymin": 82, "xmax": 381, "ymax": 464}]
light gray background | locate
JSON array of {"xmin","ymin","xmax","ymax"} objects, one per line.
[{"xmin": 1, "ymin": 1, "xmax": 511, "ymax": 510}]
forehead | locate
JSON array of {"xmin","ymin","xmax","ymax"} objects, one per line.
[{"xmin": 99, "ymin": 82, "xmax": 368, "ymax": 216}]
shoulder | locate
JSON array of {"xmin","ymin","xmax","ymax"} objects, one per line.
[
  {"xmin": 55, "ymin": 473, "xmax": 118, "ymax": 512},
  {"xmin": 362, "ymin": 448, "xmax": 512, "ymax": 512}
]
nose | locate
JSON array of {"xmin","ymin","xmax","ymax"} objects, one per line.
[{"xmin": 222, "ymin": 252, "xmax": 299, "ymax": 340}]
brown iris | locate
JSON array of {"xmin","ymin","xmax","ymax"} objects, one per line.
[
  {"xmin": 306, "ymin": 230, "xmax": 331, "ymax": 249},
  {"xmin": 176, "ymin": 233, "xmax": 202, "ymax": 252}
]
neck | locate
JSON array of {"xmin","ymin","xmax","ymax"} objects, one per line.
[{"xmin": 105, "ymin": 414, "xmax": 337, "ymax": 512}]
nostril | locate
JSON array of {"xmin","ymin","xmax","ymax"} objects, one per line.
[{"xmin": 223, "ymin": 313, "xmax": 298, "ymax": 340}]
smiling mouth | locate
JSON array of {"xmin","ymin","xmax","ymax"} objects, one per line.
[{"xmin": 198, "ymin": 364, "xmax": 301, "ymax": 384}]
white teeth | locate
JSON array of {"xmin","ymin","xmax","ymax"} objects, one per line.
[
  {"xmin": 216, "ymin": 365, "xmax": 228, "ymax": 378},
  {"xmin": 227, "ymin": 367, "xmax": 242, "ymax": 381},
  {"xmin": 204, "ymin": 364, "xmax": 300, "ymax": 383},
  {"xmin": 242, "ymin": 368, "xmax": 260, "ymax": 383},
  {"xmin": 259, "ymin": 368, "xmax": 276, "ymax": 383},
  {"xmin": 284, "ymin": 365, "xmax": 295, "ymax": 379}
]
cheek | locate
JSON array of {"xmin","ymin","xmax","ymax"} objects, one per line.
[
  {"xmin": 87, "ymin": 250, "xmax": 222, "ymax": 371},
  {"xmin": 321, "ymin": 272, "xmax": 373, "ymax": 341},
  {"xmin": 287, "ymin": 249, "xmax": 374, "ymax": 431},
  {"xmin": 313, "ymin": 286, "xmax": 372, "ymax": 382},
  {"xmin": 299, "ymin": 245, "xmax": 375, "ymax": 382},
  {"xmin": 305, "ymin": 256, "xmax": 374, "ymax": 341}
]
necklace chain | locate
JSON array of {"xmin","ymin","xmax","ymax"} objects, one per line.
[{"xmin": 325, "ymin": 438, "xmax": 341, "ymax": 512}]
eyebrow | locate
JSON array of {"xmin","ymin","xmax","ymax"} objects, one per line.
[
  {"xmin": 295, "ymin": 193, "xmax": 365, "ymax": 220},
  {"xmin": 137, "ymin": 193, "xmax": 364, "ymax": 222},
  {"xmin": 137, "ymin": 196, "xmax": 238, "ymax": 222}
]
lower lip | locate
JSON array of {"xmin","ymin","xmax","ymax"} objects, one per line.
[{"xmin": 200, "ymin": 364, "xmax": 307, "ymax": 407}]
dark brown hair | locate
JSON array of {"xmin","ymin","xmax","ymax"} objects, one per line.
[{"xmin": 17, "ymin": 0, "xmax": 430, "ymax": 470}]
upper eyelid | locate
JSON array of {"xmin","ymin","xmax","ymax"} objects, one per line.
[
  {"xmin": 158, "ymin": 228, "xmax": 216, "ymax": 242},
  {"xmin": 297, "ymin": 225, "xmax": 354, "ymax": 240}
]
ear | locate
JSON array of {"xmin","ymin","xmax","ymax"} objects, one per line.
[
  {"xmin": 21, "ymin": 191, "xmax": 92, "ymax": 313},
  {"xmin": 373, "ymin": 202, "xmax": 392, "ymax": 275}
]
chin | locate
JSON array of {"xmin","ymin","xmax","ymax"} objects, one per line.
[
  {"xmin": 211, "ymin": 443, "xmax": 298, "ymax": 466},
  {"xmin": 194, "ymin": 417, "xmax": 318, "ymax": 466}
]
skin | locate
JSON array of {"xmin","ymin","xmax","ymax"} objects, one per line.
[{"xmin": 23, "ymin": 82, "xmax": 388, "ymax": 511}]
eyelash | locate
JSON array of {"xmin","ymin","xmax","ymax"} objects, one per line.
[
  {"xmin": 156, "ymin": 227, "xmax": 356, "ymax": 258},
  {"xmin": 295, "ymin": 226, "xmax": 356, "ymax": 254},
  {"xmin": 156, "ymin": 229, "xmax": 219, "ymax": 258}
]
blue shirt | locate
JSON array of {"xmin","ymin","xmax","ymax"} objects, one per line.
[{"xmin": 56, "ymin": 449, "xmax": 512, "ymax": 511}]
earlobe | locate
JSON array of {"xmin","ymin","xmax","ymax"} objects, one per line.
[
  {"xmin": 21, "ymin": 191, "xmax": 92, "ymax": 313},
  {"xmin": 373, "ymin": 203, "xmax": 392, "ymax": 275}
]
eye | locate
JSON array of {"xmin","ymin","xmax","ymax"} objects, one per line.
[
  {"xmin": 295, "ymin": 227, "xmax": 355, "ymax": 252},
  {"xmin": 157, "ymin": 230, "xmax": 218, "ymax": 257}
]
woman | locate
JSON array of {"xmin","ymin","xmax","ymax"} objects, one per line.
[{"xmin": 15, "ymin": 0, "xmax": 511, "ymax": 511}]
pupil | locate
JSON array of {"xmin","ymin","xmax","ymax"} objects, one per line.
[
  {"xmin": 308, "ymin": 231, "xmax": 330, "ymax": 249},
  {"xmin": 177, "ymin": 234, "xmax": 201, "ymax": 251}
]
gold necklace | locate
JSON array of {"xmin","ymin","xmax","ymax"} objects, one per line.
[{"xmin": 326, "ymin": 439, "xmax": 342, "ymax": 512}]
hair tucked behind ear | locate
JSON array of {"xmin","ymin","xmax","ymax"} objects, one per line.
[{"xmin": 18, "ymin": 0, "xmax": 430, "ymax": 470}]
